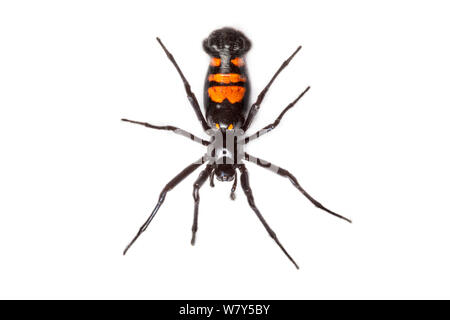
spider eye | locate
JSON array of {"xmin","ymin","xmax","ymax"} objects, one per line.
[{"xmin": 227, "ymin": 124, "xmax": 234, "ymax": 130}]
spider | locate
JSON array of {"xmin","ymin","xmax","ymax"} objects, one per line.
[{"xmin": 122, "ymin": 27, "xmax": 351, "ymax": 269}]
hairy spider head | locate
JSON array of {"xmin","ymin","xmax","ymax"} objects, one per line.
[
  {"xmin": 203, "ymin": 27, "xmax": 251, "ymax": 57},
  {"xmin": 215, "ymin": 164, "xmax": 235, "ymax": 182}
]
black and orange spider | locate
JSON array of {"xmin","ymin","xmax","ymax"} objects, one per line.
[{"xmin": 122, "ymin": 27, "xmax": 351, "ymax": 269}]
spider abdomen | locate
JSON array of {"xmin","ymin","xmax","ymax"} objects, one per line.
[{"xmin": 202, "ymin": 27, "xmax": 252, "ymax": 130}]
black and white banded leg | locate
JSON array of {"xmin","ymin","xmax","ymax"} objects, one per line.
[
  {"xmin": 122, "ymin": 118, "xmax": 210, "ymax": 146},
  {"xmin": 245, "ymin": 153, "xmax": 352, "ymax": 223},
  {"xmin": 238, "ymin": 165, "xmax": 299, "ymax": 269}
]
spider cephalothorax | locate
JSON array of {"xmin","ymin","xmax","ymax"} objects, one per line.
[{"xmin": 122, "ymin": 28, "xmax": 351, "ymax": 269}]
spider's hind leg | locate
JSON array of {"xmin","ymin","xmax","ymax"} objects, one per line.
[
  {"xmin": 242, "ymin": 44, "xmax": 303, "ymax": 131},
  {"xmin": 156, "ymin": 37, "xmax": 210, "ymax": 131}
]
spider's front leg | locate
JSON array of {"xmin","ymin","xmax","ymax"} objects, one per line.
[
  {"xmin": 123, "ymin": 155, "xmax": 207, "ymax": 255},
  {"xmin": 191, "ymin": 165, "xmax": 214, "ymax": 245},
  {"xmin": 245, "ymin": 153, "xmax": 352, "ymax": 223},
  {"xmin": 238, "ymin": 164, "xmax": 299, "ymax": 269}
]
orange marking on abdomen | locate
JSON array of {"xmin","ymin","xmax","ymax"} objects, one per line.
[
  {"xmin": 208, "ymin": 73, "xmax": 246, "ymax": 84},
  {"xmin": 210, "ymin": 57, "xmax": 221, "ymax": 66},
  {"xmin": 208, "ymin": 86, "xmax": 246, "ymax": 104},
  {"xmin": 231, "ymin": 57, "xmax": 244, "ymax": 67}
]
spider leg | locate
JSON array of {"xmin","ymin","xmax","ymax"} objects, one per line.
[
  {"xmin": 245, "ymin": 153, "xmax": 352, "ymax": 223},
  {"xmin": 230, "ymin": 173, "xmax": 237, "ymax": 200},
  {"xmin": 242, "ymin": 45, "xmax": 303, "ymax": 131},
  {"xmin": 156, "ymin": 37, "xmax": 210, "ymax": 131},
  {"xmin": 238, "ymin": 165, "xmax": 299, "ymax": 269},
  {"xmin": 191, "ymin": 165, "xmax": 214, "ymax": 245},
  {"xmin": 244, "ymin": 86, "xmax": 310, "ymax": 144},
  {"xmin": 123, "ymin": 155, "xmax": 207, "ymax": 255},
  {"xmin": 121, "ymin": 118, "xmax": 209, "ymax": 146},
  {"xmin": 209, "ymin": 168, "xmax": 215, "ymax": 187}
]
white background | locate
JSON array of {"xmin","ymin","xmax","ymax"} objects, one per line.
[{"xmin": 1, "ymin": 0, "xmax": 449, "ymax": 299}]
